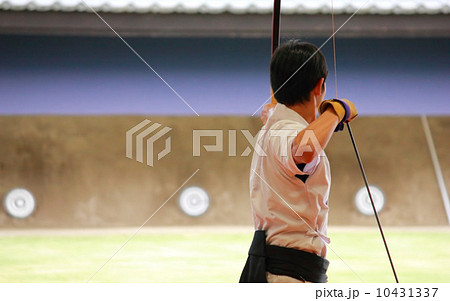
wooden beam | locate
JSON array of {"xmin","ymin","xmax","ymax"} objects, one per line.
[{"xmin": 0, "ymin": 11, "xmax": 449, "ymax": 38}]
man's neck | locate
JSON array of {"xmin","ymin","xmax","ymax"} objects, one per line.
[{"xmin": 287, "ymin": 100, "xmax": 316, "ymax": 123}]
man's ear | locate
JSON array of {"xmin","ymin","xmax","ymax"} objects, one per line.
[{"xmin": 313, "ymin": 78, "xmax": 325, "ymax": 96}]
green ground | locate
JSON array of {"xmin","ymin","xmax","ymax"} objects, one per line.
[{"xmin": 0, "ymin": 228, "xmax": 448, "ymax": 283}]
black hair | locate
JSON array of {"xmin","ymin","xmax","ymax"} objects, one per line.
[{"xmin": 270, "ymin": 40, "xmax": 328, "ymax": 106}]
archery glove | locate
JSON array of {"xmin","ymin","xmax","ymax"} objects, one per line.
[{"xmin": 319, "ymin": 98, "xmax": 358, "ymax": 132}]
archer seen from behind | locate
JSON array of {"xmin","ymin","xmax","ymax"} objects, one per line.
[{"xmin": 240, "ymin": 41, "xmax": 357, "ymax": 283}]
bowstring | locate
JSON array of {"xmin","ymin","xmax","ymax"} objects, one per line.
[{"xmin": 331, "ymin": 0, "xmax": 338, "ymax": 99}]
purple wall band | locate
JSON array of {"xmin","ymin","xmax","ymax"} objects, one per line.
[{"xmin": 0, "ymin": 36, "xmax": 449, "ymax": 116}]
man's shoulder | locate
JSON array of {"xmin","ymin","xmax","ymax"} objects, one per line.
[
  {"xmin": 265, "ymin": 118, "xmax": 307, "ymax": 134},
  {"xmin": 266, "ymin": 104, "xmax": 308, "ymax": 130}
]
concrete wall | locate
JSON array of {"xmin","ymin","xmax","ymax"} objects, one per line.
[{"xmin": 0, "ymin": 116, "xmax": 448, "ymax": 228}]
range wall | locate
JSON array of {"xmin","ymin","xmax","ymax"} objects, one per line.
[{"xmin": 0, "ymin": 116, "xmax": 448, "ymax": 228}]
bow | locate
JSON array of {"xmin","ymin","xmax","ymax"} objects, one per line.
[
  {"xmin": 270, "ymin": 0, "xmax": 399, "ymax": 283},
  {"xmin": 271, "ymin": 0, "xmax": 281, "ymax": 56},
  {"xmin": 269, "ymin": 0, "xmax": 281, "ymax": 104}
]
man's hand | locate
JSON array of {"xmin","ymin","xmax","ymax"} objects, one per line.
[{"xmin": 319, "ymin": 99, "xmax": 358, "ymax": 132}]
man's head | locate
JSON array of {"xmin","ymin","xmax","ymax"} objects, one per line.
[{"xmin": 270, "ymin": 40, "xmax": 328, "ymax": 107}]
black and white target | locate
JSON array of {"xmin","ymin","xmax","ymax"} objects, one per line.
[
  {"xmin": 3, "ymin": 188, "xmax": 36, "ymax": 219},
  {"xmin": 178, "ymin": 187, "xmax": 210, "ymax": 217},
  {"xmin": 354, "ymin": 185, "xmax": 385, "ymax": 216}
]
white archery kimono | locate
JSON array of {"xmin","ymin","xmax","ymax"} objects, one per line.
[{"xmin": 250, "ymin": 103, "xmax": 331, "ymax": 258}]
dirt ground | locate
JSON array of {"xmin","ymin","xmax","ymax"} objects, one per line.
[
  {"xmin": 0, "ymin": 226, "xmax": 448, "ymax": 237},
  {"xmin": 0, "ymin": 116, "xmax": 448, "ymax": 228}
]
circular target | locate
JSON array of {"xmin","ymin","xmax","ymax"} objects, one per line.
[
  {"xmin": 178, "ymin": 187, "xmax": 210, "ymax": 217},
  {"xmin": 354, "ymin": 185, "xmax": 385, "ymax": 216},
  {"xmin": 3, "ymin": 188, "xmax": 36, "ymax": 219}
]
